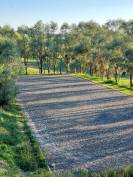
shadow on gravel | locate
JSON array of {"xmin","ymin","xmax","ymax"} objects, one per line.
[{"xmin": 17, "ymin": 75, "xmax": 133, "ymax": 171}]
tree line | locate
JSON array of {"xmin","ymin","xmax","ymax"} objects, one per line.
[{"xmin": 0, "ymin": 19, "xmax": 133, "ymax": 91}]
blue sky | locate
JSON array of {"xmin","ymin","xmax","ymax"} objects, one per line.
[{"xmin": 0, "ymin": 0, "xmax": 133, "ymax": 28}]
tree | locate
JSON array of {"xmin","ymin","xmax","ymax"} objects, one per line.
[
  {"xmin": 0, "ymin": 37, "xmax": 17, "ymax": 105},
  {"xmin": 0, "ymin": 37, "xmax": 17, "ymax": 65},
  {"xmin": 0, "ymin": 19, "xmax": 133, "ymax": 89},
  {"xmin": 31, "ymin": 20, "xmax": 46, "ymax": 74},
  {"xmin": 49, "ymin": 21, "xmax": 58, "ymax": 74},
  {"xmin": 125, "ymin": 48, "xmax": 133, "ymax": 88},
  {"xmin": 60, "ymin": 23, "xmax": 70, "ymax": 73},
  {"xmin": 17, "ymin": 33, "xmax": 31, "ymax": 75},
  {"xmin": 0, "ymin": 25, "xmax": 15, "ymax": 39}
]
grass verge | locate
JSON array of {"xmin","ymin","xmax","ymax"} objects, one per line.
[
  {"xmin": 71, "ymin": 73, "xmax": 133, "ymax": 96},
  {"xmin": 0, "ymin": 102, "xmax": 48, "ymax": 177},
  {"xmin": 25, "ymin": 67, "xmax": 60, "ymax": 75}
]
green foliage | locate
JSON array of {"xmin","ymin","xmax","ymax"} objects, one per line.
[
  {"xmin": 0, "ymin": 144, "xmax": 14, "ymax": 164},
  {"xmin": 0, "ymin": 103, "xmax": 48, "ymax": 176},
  {"xmin": 0, "ymin": 70, "xmax": 16, "ymax": 106},
  {"xmin": 15, "ymin": 142, "xmax": 38, "ymax": 171},
  {"xmin": 103, "ymin": 80, "xmax": 115, "ymax": 84},
  {"xmin": 0, "ymin": 166, "xmax": 21, "ymax": 177},
  {"xmin": 0, "ymin": 37, "xmax": 17, "ymax": 64},
  {"xmin": 124, "ymin": 48, "xmax": 133, "ymax": 65},
  {"xmin": 0, "ymin": 19, "xmax": 133, "ymax": 86},
  {"xmin": 0, "ymin": 35, "xmax": 18, "ymax": 106}
]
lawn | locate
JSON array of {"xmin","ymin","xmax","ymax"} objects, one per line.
[
  {"xmin": 22, "ymin": 67, "xmax": 60, "ymax": 75},
  {"xmin": 72, "ymin": 73, "xmax": 133, "ymax": 96}
]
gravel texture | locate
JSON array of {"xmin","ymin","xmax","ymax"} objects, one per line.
[{"xmin": 17, "ymin": 75, "xmax": 133, "ymax": 172}]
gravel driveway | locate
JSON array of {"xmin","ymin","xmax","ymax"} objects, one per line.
[{"xmin": 17, "ymin": 75, "xmax": 133, "ymax": 172}]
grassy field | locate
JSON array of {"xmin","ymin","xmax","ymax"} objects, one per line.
[{"xmin": 72, "ymin": 73, "xmax": 133, "ymax": 96}]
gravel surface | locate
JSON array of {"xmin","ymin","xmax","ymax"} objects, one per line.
[{"xmin": 17, "ymin": 75, "xmax": 133, "ymax": 172}]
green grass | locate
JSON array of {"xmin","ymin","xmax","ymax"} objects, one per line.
[
  {"xmin": 27, "ymin": 67, "xmax": 40, "ymax": 75},
  {"xmin": 28, "ymin": 166, "xmax": 133, "ymax": 177},
  {"xmin": 24, "ymin": 67, "xmax": 60, "ymax": 75},
  {"xmin": 0, "ymin": 102, "xmax": 48, "ymax": 177},
  {"xmin": 72, "ymin": 73, "xmax": 133, "ymax": 96}
]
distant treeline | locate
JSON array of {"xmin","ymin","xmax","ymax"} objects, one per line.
[{"xmin": 0, "ymin": 19, "xmax": 133, "ymax": 87}]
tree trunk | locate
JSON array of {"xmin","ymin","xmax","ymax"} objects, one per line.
[
  {"xmin": 79, "ymin": 64, "xmax": 82, "ymax": 73},
  {"xmin": 106, "ymin": 69, "xmax": 110, "ymax": 80},
  {"xmin": 48, "ymin": 62, "xmax": 50, "ymax": 74},
  {"xmin": 89, "ymin": 65, "xmax": 91, "ymax": 75},
  {"xmin": 25, "ymin": 63, "xmax": 28, "ymax": 75},
  {"xmin": 114, "ymin": 67, "xmax": 118, "ymax": 84},
  {"xmin": 60, "ymin": 65, "xmax": 62, "ymax": 75},
  {"xmin": 47, "ymin": 58, "xmax": 50, "ymax": 74},
  {"xmin": 91, "ymin": 67, "xmax": 94, "ymax": 76},
  {"xmin": 40, "ymin": 58, "xmax": 43, "ymax": 74},
  {"xmin": 53, "ymin": 65, "xmax": 56, "ymax": 75},
  {"xmin": 43, "ymin": 63, "xmax": 45, "ymax": 74},
  {"xmin": 129, "ymin": 72, "xmax": 133, "ymax": 88},
  {"xmin": 89, "ymin": 64, "xmax": 93, "ymax": 76},
  {"xmin": 24, "ymin": 58, "xmax": 28, "ymax": 75},
  {"xmin": 65, "ymin": 64, "xmax": 68, "ymax": 73}
]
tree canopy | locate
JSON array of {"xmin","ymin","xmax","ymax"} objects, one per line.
[{"xmin": 0, "ymin": 19, "xmax": 133, "ymax": 87}]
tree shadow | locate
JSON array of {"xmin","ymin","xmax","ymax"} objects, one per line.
[{"xmin": 17, "ymin": 75, "xmax": 133, "ymax": 171}]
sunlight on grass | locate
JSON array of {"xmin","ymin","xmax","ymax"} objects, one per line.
[
  {"xmin": 72, "ymin": 73, "xmax": 133, "ymax": 96},
  {"xmin": 26, "ymin": 67, "xmax": 60, "ymax": 75},
  {"xmin": 1, "ymin": 111, "xmax": 21, "ymax": 119},
  {"xmin": 27, "ymin": 67, "xmax": 40, "ymax": 75}
]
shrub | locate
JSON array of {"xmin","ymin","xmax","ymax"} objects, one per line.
[
  {"xmin": 103, "ymin": 80, "xmax": 115, "ymax": 84},
  {"xmin": 0, "ymin": 70, "xmax": 16, "ymax": 106}
]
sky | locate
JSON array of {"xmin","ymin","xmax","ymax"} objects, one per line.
[{"xmin": 0, "ymin": 0, "xmax": 133, "ymax": 28}]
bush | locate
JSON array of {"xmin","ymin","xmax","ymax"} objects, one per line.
[
  {"xmin": 103, "ymin": 80, "xmax": 115, "ymax": 84},
  {"xmin": 0, "ymin": 70, "xmax": 16, "ymax": 106}
]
